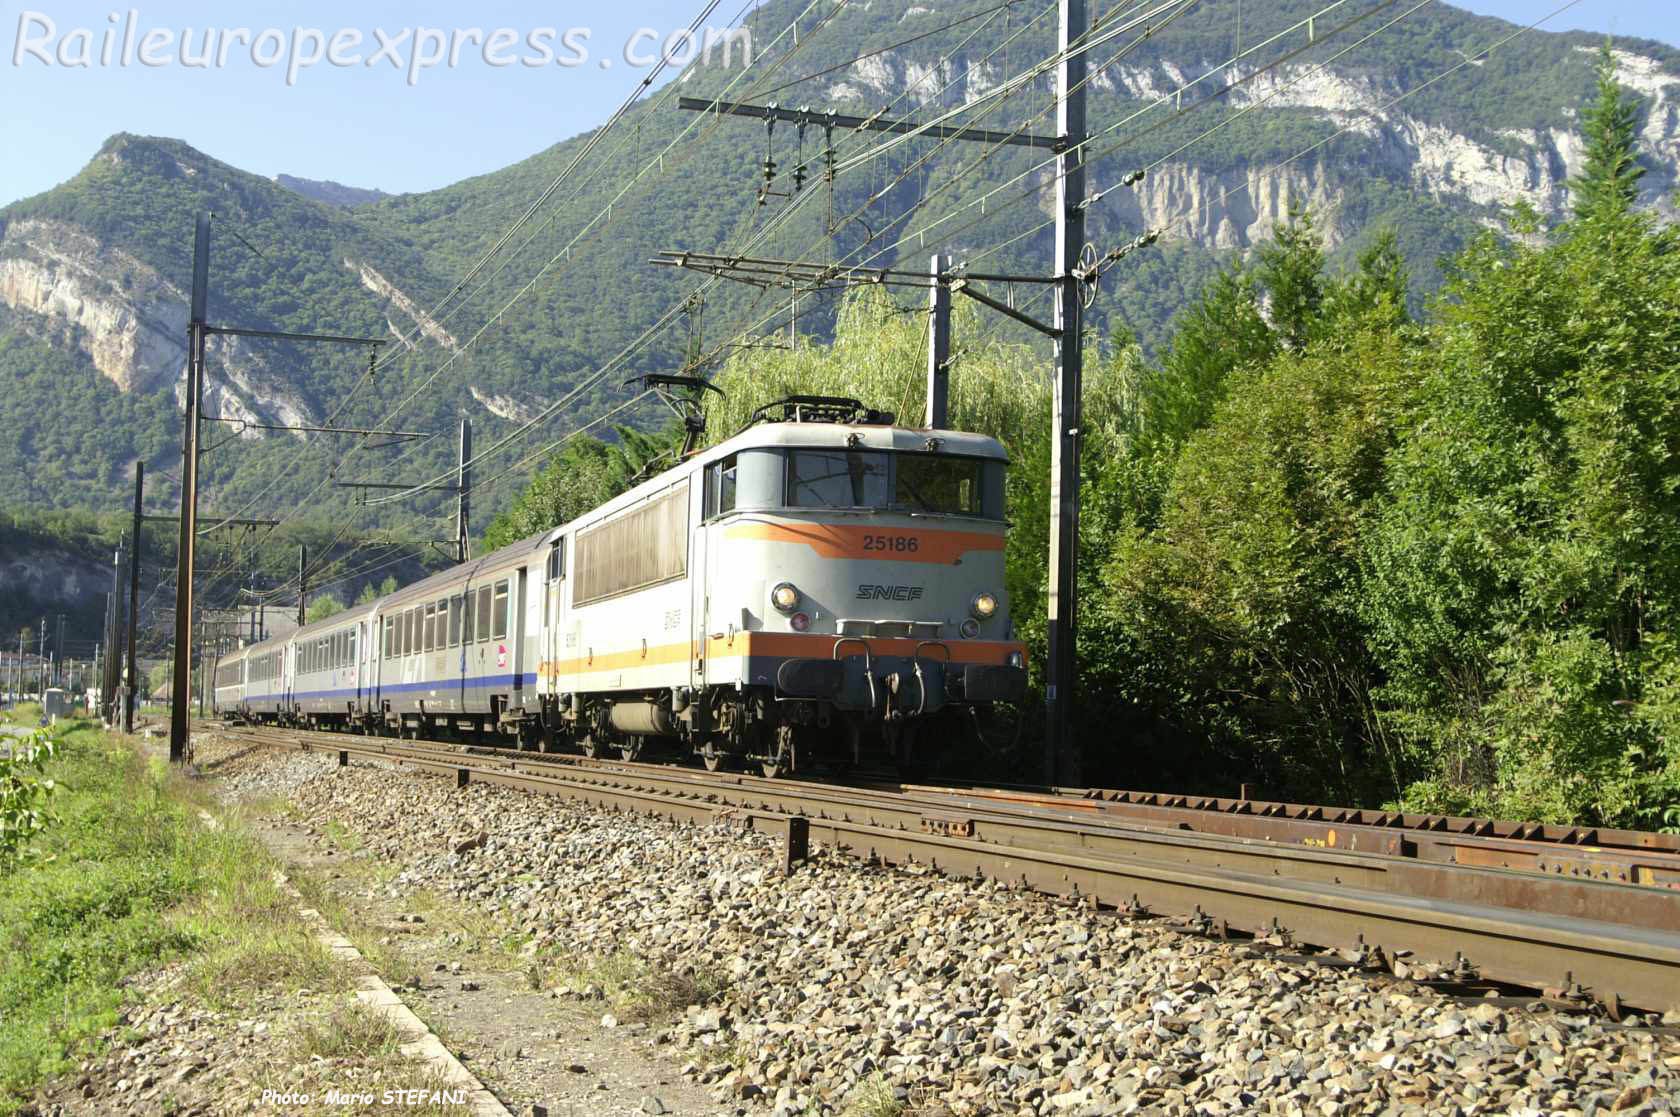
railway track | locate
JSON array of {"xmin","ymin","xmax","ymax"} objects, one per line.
[{"xmin": 210, "ymin": 721, "xmax": 1680, "ymax": 1018}]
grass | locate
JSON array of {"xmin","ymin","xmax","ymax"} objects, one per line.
[
  {"xmin": 1, "ymin": 702, "xmax": 41, "ymax": 726},
  {"xmin": 0, "ymin": 726, "xmax": 345, "ymax": 1114},
  {"xmin": 290, "ymin": 1001, "xmax": 402, "ymax": 1060},
  {"xmin": 321, "ymin": 817, "xmax": 364, "ymax": 853},
  {"xmin": 283, "ymin": 1000, "xmax": 471, "ymax": 1117},
  {"xmin": 843, "ymin": 1073, "xmax": 906, "ymax": 1117},
  {"xmin": 535, "ymin": 949, "xmax": 727, "ymax": 1023}
]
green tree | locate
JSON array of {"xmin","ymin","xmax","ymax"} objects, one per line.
[
  {"xmin": 305, "ymin": 594, "xmax": 346, "ymax": 623},
  {"xmin": 1099, "ymin": 306, "xmax": 1413, "ymax": 802},
  {"xmin": 1361, "ymin": 195, "xmax": 1680, "ymax": 826},
  {"xmin": 1323, "ymin": 230, "xmax": 1410, "ymax": 329},
  {"xmin": 1569, "ymin": 43, "xmax": 1645, "ymax": 223},
  {"xmin": 1255, "ymin": 200, "xmax": 1326, "ymax": 351}
]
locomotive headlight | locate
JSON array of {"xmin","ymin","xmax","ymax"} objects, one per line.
[
  {"xmin": 959, "ymin": 619, "xmax": 981, "ymax": 639},
  {"xmin": 970, "ymin": 592, "xmax": 998, "ymax": 620},
  {"xmin": 771, "ymin": 582, "xmax": 801, "ymax": 613}
]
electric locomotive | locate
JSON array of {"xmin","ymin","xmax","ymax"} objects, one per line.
[{"xmin": 227, "ymin": 396, "xmax": 1028, "ymax": 776}]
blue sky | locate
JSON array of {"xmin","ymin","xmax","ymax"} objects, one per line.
[{"xmin": 1, "ymin": 1, "xmax": 1675, "ymax": 209}]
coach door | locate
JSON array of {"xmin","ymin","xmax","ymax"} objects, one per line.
[
  {"xmin": 513, "ymin": 567, "xmax": 530, "ymax": 706},
  {"xmin": 695, "ymin": 466, "xmax": 719, "ymax": 690},
  {"xmin": 356, "ymin": 621, "xmax": 368, "ymax": 709},
  {"xmin": 544, "ymin": 540, "xmax": 566, "ymax": 700}
]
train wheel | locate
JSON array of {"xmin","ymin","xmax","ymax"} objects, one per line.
[
  {"xmin": 699, "ymin": 737, "xmax": 731, "ymax": 772},
  {"xmin": 619, "ymin": 735, "xmax": 644, "ymax": 763},
  {"xmin": 760, "ymin": 725, "xmax": 797, "ymax": 779},
  {"xmin": 579, "ymin": 733, "xmax": 602, "ymax": 759}
]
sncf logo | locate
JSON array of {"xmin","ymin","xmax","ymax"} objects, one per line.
[{"xmin": 856, "ymin": 585, "xmax": 925, "ymax": 601}]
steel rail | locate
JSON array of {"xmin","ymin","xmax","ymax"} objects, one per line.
[
  {"xmin": 213, "ymin": 726, "xmax": 1680, "ymax": 927},
  {"xmin": 886, "ymin": 783, "xmax": 1680, "ymax": 889},
  {"xmin": 219, "ymin": 723, "xmax": 1680, "ymax": 890},
  {"xmin": 216, "ymin": 725, "xmax": 1680, "ymax": 1013}
]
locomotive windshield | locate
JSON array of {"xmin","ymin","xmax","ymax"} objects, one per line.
[
  {"xmin": 783, "ymin": 449, "xmax": 1001, "ymax": 518},
  {"xmin": 788, "ymin": 450, "xmax": 889, "ymax": 509}
]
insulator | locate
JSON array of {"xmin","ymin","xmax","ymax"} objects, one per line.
[{"xmin": 1122, "ymin": 169, "xmax": 1145, "ymax": 186}]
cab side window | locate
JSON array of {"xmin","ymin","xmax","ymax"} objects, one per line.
[{"xmin": 706, "ymin": 455, "xmax": 738, "ymax": 519}]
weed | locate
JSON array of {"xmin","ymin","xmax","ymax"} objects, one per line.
[
  {"xmin": 842, "ymin": 1073, "xmax": 905, "ymax": 1117},
  {"xmin": 291, "ymin": 1001, "xmax": 401, "ymax": 1061},
  {"xmin": 322, "ymin": 818, "xmax": 363, "ymax": 853},
  {"xmin": 540, "ymin": 950, "xmax": 727, "ymax": 1022}
]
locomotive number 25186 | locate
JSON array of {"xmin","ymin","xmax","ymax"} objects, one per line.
[{"xmin": 862, "ymin": 534, "xmax": 919, "ymax": 553}]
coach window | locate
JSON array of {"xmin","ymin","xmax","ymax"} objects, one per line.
[
  {"xmin": 462, "ymin": 590, "xmax": 476, "ymax": 645},
  {"xmin": 436, "ymin": 600, "xmax": 448, "ymax": 647},
  {"xmin": 491, "ymin": 581, "xmax": 510, "ymax": 640},
  {"xmin": 428, "ymin": 605, "xmax": 439, "ymax": 652},
  {"xmin": 349, "ymin": 628, "xmax": 357, "ymax": 666},
  {"xmin": 449, "ymin": 595, "xmax": 462, "ymax": 647},
  {"xmin": 477, "ymin": 586, "xmax": 493, "ymax": 642}
]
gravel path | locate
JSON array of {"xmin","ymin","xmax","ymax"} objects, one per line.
[{"xmin": 205, "ymin": 738, "xmax": 1680, "ymax": 1117}]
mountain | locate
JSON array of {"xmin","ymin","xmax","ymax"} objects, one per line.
[
  {"xmin": 1, "ymin": 0, "xmax": 1677, "ymax": 528},
  {"xmin": 273, "ymin": 175, "xmax": 391, "ymax": 209}
]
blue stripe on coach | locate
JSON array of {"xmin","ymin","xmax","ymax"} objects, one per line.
[{"xmin": 287, "ymin": 672, "xmax": 538, "ymax": 702}]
